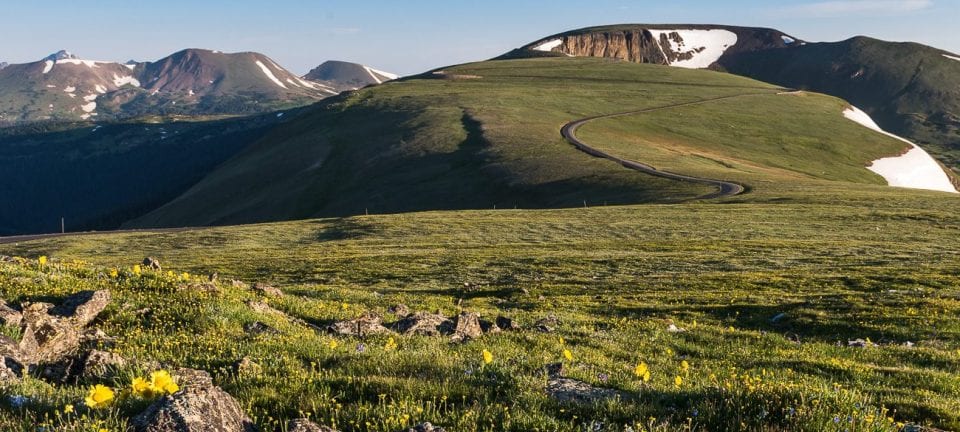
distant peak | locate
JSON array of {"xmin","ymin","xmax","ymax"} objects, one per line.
[{"xmin": 44, "ymin": 50, "xmax": 79, "ymax": 62}]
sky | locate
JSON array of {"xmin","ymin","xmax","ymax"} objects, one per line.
[{"xmin": 2, "ymin": 0, "xmax": 958, "ymax": 76}]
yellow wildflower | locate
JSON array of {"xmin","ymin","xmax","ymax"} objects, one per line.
[
  {"xmin": 562, "ymin": 349, "xmax": 573, "ymax": 361},
  {"xmin": 132, "ymin": 264, "xmax": 142, "ymax": 276},
  {"xmin": 181, "ymin": 272, "xmax": 190, "ymax": 281},
  {"xmin": 559, "ymin": 336, "xmax": 565, "ymax": 345},
  {"xmin": 482, "ymin": 349, "xmax": 493, "ymax": 365},
  {"xmin": 384, "ymin": 337, "xmax": 398, "ymax": 350},
  {"xmin": 63, "ymin": 404, "xmax": 74, "ymax": 414},
  {"xmin": 150, "ymin": 370, "xmax": 179, "ymax": 395},
  {"xmin": 681, "ymin": 360, "xmax": 690, "ymax": 372},
  {"xmin": 38, "ymin": 256, "xmax": 47, "ymax": 267},
  {"xmin": 634, "ymin": 362, "xmax": 650, "ymax": 382},
  {"xmin": 674, "ymin": 376, "xmax": 683, "ymax": 388},
  {"xmin": 329, "ymin": 339, "xmax": 339, "ymax": 350},
  {"xmin": 109, "ymin": 268, "xmax": 119, "ymax": 278},
  {"xmin": 131, "ymin": 377, "xmax": 151, "ymax": 396},
  {"xmin": 84, "ymin": 384, "xmax": 115, "ymax": 409}
]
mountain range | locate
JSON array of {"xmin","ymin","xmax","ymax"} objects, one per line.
[
  {"xmin": 0, "ymin": 50, "xmax": 395, "ymax": 124},
  {"xmin": 2, "ymin": 24, "xmax": 959, "ymax": 236}
]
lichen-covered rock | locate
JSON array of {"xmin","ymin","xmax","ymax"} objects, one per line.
[
  {"xmin": 451, "ymin": 312, "xmax": 482, "ymax": 341},
  {"xmin": 391, "ymin": 312, "xmax": 453, "ymax": 336},
  {"xmin": 243, "ymin": 321, "xmax": 280, "ymax": 336},
  {"xmin": 251, "ymin": 282, "xmax": 283, "ymax": 297},
  {"xmin": 17, "ymin": 290, "xmax": 110, "ymax": 365},
  {"xmin": 388, "ymin": 304, "xmax": 411, "ymax": 317},
  {"xmin": 288, "ymin": 418, "xmax": 338, "ymax": 432},
  {"xmin": 81, "ymin": 350, "xmax": 126, "ymax": 378},
  {"xmin": 546, "ymin": 377, "xmax": 624, "ymax": 403},
  {"xmin": 406, "ymin": 422, "xmax": 447, "ymax": 432},
  {"xmin": 534, "ymin": 315, "xmax": 560, "ymax": 333},
  {"xmin": 132, "ymin": 368, "xmax": 257, "ymax": 432},
  {"xmin": 143, "ymin": 257, "xmax": 162, "ymax": 271},
  {"xmin": 0, "ymin": 300, "xmax": 22, "ymax": 327},
  {"xmin": 327, "ymin": 312, "xmax": 391, "ymax": 337}
]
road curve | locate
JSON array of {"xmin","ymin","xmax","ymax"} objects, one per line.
[{"xmin": 561, "ymin": 95, "xmax": 762, "ymax": 200}]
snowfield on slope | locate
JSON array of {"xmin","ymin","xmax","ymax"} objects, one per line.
[
  {"xmin": 843, "ymin": 106, "xmax": 957, "ymax": 193},
  {"xmin": 944, "ymin": 54, "xmax": 960, "ymax": 62},
  {"xmin": 649, "ymin": 29, "xmax": 738, "ymax": 69},
  {"xmin": 534, "ymin": 39, "xmax": 563, "ymax": 52},
  {"xmin": 255, "ymin": 60, "xmax": 287, "ymax": 89}
]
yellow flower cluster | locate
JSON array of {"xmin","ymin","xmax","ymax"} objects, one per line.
[
  {"xmin": 84, "ymin": 385, "xmax": 115, "ymax": 409},
  {"xmin": 131, "ymin": 370, "xmax": 180, "ymax": 398}
]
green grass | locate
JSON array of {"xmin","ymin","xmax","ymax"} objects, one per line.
[{"xmin": 2, "ymin": 189, "xmax": 959, "ymax": 430}]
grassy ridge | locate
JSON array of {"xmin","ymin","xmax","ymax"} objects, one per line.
[{"xmin": 128, "ymin": 58, "xmax": 914, "ymax": 229}]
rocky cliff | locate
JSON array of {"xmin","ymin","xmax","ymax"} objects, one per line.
[{"xmin": 510, "ymin": 25, "xmax": 800, "ymax": 70}]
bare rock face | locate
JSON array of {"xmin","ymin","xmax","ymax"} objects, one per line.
[
  {"xmin": 391, "ymin": 312, "xmax": 454, "ymax": 336},
  {"xmin": 132, "ymin": 368, "xmax": 257, "ymax": 432},
  {"xmin": 288, "ymin": 419, "xmax": 338, "ymax": 432},
  {"xmin": 554, "ymin": 30, "xmax": 671, "ymax": 64},
  {"xmin": 451, "ymin": 312, "xmax": 483, "ymax": 341},
  {"xmin": 327, "ymin": 312, "xmax": 391, "ymax": 337},
  {"xmin": 543, "ymin": 361, "xmax": 624, "ymax": 403},
  {"xmin": 143, "ymin": 257, "xmax": 162, "ymax": 271},
  {"xmin": 251, "ymin": 283, "xmax": 283, "ymax": 297}
]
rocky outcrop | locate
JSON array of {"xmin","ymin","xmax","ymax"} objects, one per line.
[
  {"xmin": 517, "ymin": 25, "xmax": 797, "ymax": 70},
  {"xmin": 132, "ymin": 368, "xmax": 258, "ymax": 432},
  {"xmin": 17, "ymin": 290, "xmax": 110, "ymax": 365},
  {"xmin": 327, "ymin": 312, "xmax": 390, "ymax": 337},
  {"xmin": 288, "ymin": 419, "xmax": 338, "ymax": 432}
]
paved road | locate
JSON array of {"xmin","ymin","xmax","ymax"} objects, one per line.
[{"xmin": 561, "ymin": 94, "xmax": 762, "ymax": 199}]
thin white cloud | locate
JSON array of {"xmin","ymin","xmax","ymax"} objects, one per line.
[{"xmin": 783, "ymin": 0, "xmax": 933, "ymax": 17}]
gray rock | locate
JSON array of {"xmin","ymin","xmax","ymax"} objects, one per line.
[
  {"xmin": 288, "ymin": 418, "xmax": 338, "ymax": 432},
  {"xmin": 546, "ymin": 376, "xmax": 624, "ymax": 403},
  {"xmin": 391, "ymin": 312, "xmax": 454, "ymax": 336},
  {"xmin": 534, "ymin": 315, "xmax": 559, "ymax": 333},
  {"xmin": 132, "ymin": 368, "xmax": 257, "ymax": 432},
  {"xmin": 81, "ymin": 350, "xmax": 126, "ymax": 378},
  {"xmin": 451, "ymin": 312, "xmax": 483, "ymax": 341},
  {"xmin": 142, "ymin": 257, "xmax": 162, "ymax": 271},
  {"xmin": 0, "ymin": 300, "xmax": 22, "ymax": 327},
  {"xmin": 406, "ymin": 422, "xmax": 447, "ymax": 432},
  {"xmin": 666, "ymin": 324, "xmax": 686, "ymax": 333},
  {"xmin": 251, "ymin": 283, "xmax": 283, "ymax": 297},
  {"xmin": 327, "ymin": 312, "xmax": 391, "ymax": 337},
  {"xmin": 479, "ymin": 319, "xmax": 500, "ymax": 334},
  {"xmin": 244, "ymin": 321, "xmax": 280, "ymax": 336},
  {"xmin": 18, "ymin": 290, "xmax": 110, "ymax": 365},
  {"xmin": 495, "ymin": 316, "xmax": 520, "ymax": 331},
  {"xmin": 847, "ymin": 338, "xmax": 875, "ymax": 348}
]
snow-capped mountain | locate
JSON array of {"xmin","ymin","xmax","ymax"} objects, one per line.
[
  {"xmin": 303, "ymin": 60, "xmax": 399, "ymax": 93},
  {"xmin": 0, "ymin": 50, "xmax": 377, "ymax": 125},
  {"xmin": 509, "ymin": 24, "xmax": 799, "ymax": 70}
]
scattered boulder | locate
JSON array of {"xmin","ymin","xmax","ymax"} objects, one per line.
[
  {"xmin": 451, "ymin": 312, "xmax": 483, "ymax": 341},
  {"xmin": 666, "ymin": 324, "xmax": 686, "ymax": 333},
  {"xmin": 251, "ymin": 283, "xmax": 283, "ymax": 297},
  {"xmin": 0, "ymin": 300, "xmax": 22, "ymax": 327},
  {"xmin": 406, "ymin": 423, "xmax": 447, "ymax": 432},
  {"xmin": 479, "ymin": 319, "xmax": 500, "ymax": 334},
  {"xmin": 231, "ymin": 280, "xmax": 249, "ymax": 289},
  {"xmin": 327, "ymin": 313, "xmax": 391, "ymax": 337},
  {"xmin": 0, "ymin": 357, "xmax": 21, "ymax": 382},
  {"xmin": 388, "ymin": 304, "xmax": 411, "ymax": 317},
  {"xmin": 247, "ymin": 301, "xmax": 281, "ymax": 315},
  {"xmin": 544, "ymin": 361, "xmax": 624, "ymax": 403},
  {"xmin": 234, "ymin": 357, "xmax": 262, "ymax": 376},
  {"xmin": 847, "ymin": 338, "xmax": 876, "ymax": 348},
  {"xmin": 132, "ymin": 368, "xmax": 257, "ymax": 432},
  {"xmin": 81, "ymin": 350, "xmax": 126, "ymax": 378},
  {"xmin": 244, "ymin": 321, "xmax": 280, "ymax": 336},
  {"xmin": 19, "ymin": 290, "xmax": 111, "ymax": 365},
  {"xmin": 142, "ymin": 257, "xmax": 162, "ymax": 271},
  {"xmin": 496, "ymin": 316, "xmax": 521, "ymax": 331},
  {"xmin": 288, "ymin": 419, "xmax": 338, "ymax": 432},
  {"xmin": 209, "ymin": 273, "xmax": 219, "ymax": 283},
  {"xmin": 534, "ymin": 315, "xmax": 559, "ymax": 333},
  {"xmin": 392, "ymin": 312, "xmax": 454, "ymax": 336}
]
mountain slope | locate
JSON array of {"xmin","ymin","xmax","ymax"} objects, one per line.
[
  {"xmin": 717, "ymin": 37, "xmax": 960, "ymax": 174},
  {"xmin": 126, "ymin": 57, "xmax": 923, "ymax": 229},
  {"xmin": 0, "ymin": 49, "xmax": 332, "ymax": 124},
  {"xmin": 0, "ymin": 112, "xmax": 291, "ymax": 235},
  {"xmin": 303, "ymin": 60, "xmax": 398, "ymax": 92}
]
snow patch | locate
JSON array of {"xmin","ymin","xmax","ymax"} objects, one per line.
[
  {"xmin": 943, "ymin": 54, "xmax": 960, "ymax": 62},
  {"xmin": 112, "ymin": 74, "xmax": 141, "ymax": 87},
  {"xmin": 42, "ymin": 60, "xmax": 54, "ymax": 74},
  {"xmin": 123, "ymin": 63, "xmax": 135, "ymax": 70},
  {"xmin": 286, "ymin": 78, "xmax": 301, "ymax": 87},
  {"xmin": 844, "ymin": 106, "xmax": 957, "ymax": 193},
  {"xmin": 46, "ymin": 85, "xmax": 56, "ymax": 88},
  {"xmin": 649, "ymin": 29, "xmax": 738, "ymax": 69},
  {"xmin": 782, "ymin": 35, "xmax": 796, "ymax": 44},
  {"xmin": 255, "ymin": 60, "xmax": 287, "ymax": 88},
  {"xmin": 534, "ymin": 39, "xmax": 563, "ymax": 52},
  {"xmin": 83, "ymin": 94, "xmax": 97, "ymax": 102},
  {"xmin": 63, "ymin": 86, "xmax": 76, "ymax": 93},
  {"xmin": 188, "ymin": 89, "xmax": 194, "ymax": 96},
  {"xmin": 80, "ymin": 102, "xmax": 97, "ymax": 113},
  {"xmin": 56, "ymin": 59, "xmax": 101, "ymax": 68},
  {"xmin": 95, "ymin": 85, "xmax": 107, "ymax": 94},
  {"xmin": 362, "ymin": 66, "xmax": 398, "ymax": 84},
  {"xmin": 277, "ymin": 112, "xmax": 284, "ymax": 118}
]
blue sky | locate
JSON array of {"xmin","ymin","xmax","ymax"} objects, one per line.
[{"xmin": 2, "ymin": 0, "xmax": 957, "ymax": 75}]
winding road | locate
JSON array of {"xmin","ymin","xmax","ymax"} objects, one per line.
[{"xmin": 561, "ymin": 95, "xmax": 761, "ymax": 199}]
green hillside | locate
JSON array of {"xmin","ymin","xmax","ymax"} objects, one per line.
[{"xmin": 127, "ymin": 58, "xmax": 911, "ymax": 228}]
